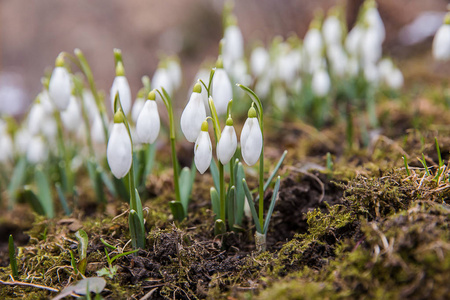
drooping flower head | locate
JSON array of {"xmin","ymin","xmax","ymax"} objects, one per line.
[
  {"xmin": 110, "ymin": 61, "xmax": 131, "ymax": 116},
  {"xmin": 211, "ymin": 58, "xmax": 233, "ymax": 115},
  {"xmin": 49, "ymin": 53, "xmax": 72, "ymax": 111},
  {"xmin": 136, "ymin": 90, "xmax": 160, "ymax": 144},
  {"xmin": 240, "ymin": 106, "xmax": 262, "ymax": 166},
  {"xmin": 181, "ymin": 83, "xmax": 207, "ymax": 142},
  {"xmin": 194, "ymin": 120, "xmax": 212, "ymax": 174},
  {"xmin": 217, "ymin": 116, "xmax": 237, "ymax": 165},
  {"xmin": 432, "ymin": 13, "xmax": 450, "ymax": 61},
  {"xmin": 107, "ymin": 110, "xmax": 132, "ymax": 179}
]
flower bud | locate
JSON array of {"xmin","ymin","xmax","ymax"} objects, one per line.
[
  {"xmin": 49, "ymin": 55, "xmax": 72, "ymax": 111},
  {"xmin": 217, "ymin": 117, "xmax": 237, "ymax": 165},
  {"xmin": 240, "ymin": 107, "xmax": 262, "ymax": 166},
  {"xmin": 107, "ymin": 113, "xmax": 132, "ymax": 178},
  {"xmin": 136, "ymin": 91, "xmax": 160, "ymax": 144},
  {"xmin": 194, "ymin": 121, "xmax": 212, "ymax": 174},
  {"xmin": 432, "ymin": 14, "xmax": 450, "ymax": 61},
  {"xmin": 110, "ymin": 62, "xmax": 131, "ymax": 116},
  {"xmin": 181, "ymin": 83, "xmax": 207, "ymax": 142},
  {"xmin": 211, "ymin": 67, "xmax": 232, "ymax": 115}
]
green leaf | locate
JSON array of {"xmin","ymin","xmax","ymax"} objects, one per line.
[
  {"xmin": 435, "ymin": 138, "xmax": 443, "ymax": 167},
  {"xmin": 214, "ymin": 219, "xmax": 226, "ymax": 236},
  {"xmin": 75, "ymin": 229, "xmax": 88, "ymax": 275},
  {"xmin": 110, "ymin": 249, "xmax": 139, "ymax": 265},
  {"xmin": 112, "ymin": 176, "xmax": 129, "ymax": 201},
  {"xmin": 96, "ymin": 266, "xmax": 118, "ymax": 279},
  {"xmin": 100, "ymin": 170, "xmax": 116, "ymax": 197},
  {"xmin": 129, "ymin": 209, "xmax": 145, "ymax": 249},
  {"xmin": 169, "ymin": 201, "xmax": 185, "ymax": 222},
  {"xmin": 100, "ymin": 238, "xmax": 117, "ymax": 250},
  {"xmin": 8, "ymin": 157, "xmax": 27, "ymax": 209},
  {"xmin": 236, "ymin": 84, "xmax": 263, "ymax": 119},
  {"xmin": 56, "ymin": 183, "xmax": 71, "ymax": 216},
  {"xmin": 35, "ymin": 167, "xmax": 54, "ymax": 218},
  {"xmin": 141, "ymin": 143, "xmax": 156, "ymax": 188},
  {"xmin": 210, "ymin": 160, "xmax": 220, "ymax": 195},
  {"xmin": 19, "ymin": 187, "xmax": 45, "ymax": 216},
  {"xmin": 87, "ymin": 159, "xmax": 105, "ymax": 203},
  {"xmin": 210, "ymin": 187, "xmax": 220, "ymax": 220},
  {"xmin": 263, "ymin": 176, "xmax": 281, "ymax": 234},
  {"xmin": 226, "ymin": 186, "xmax": 235, "ymax": 229},
  {"xmin": 242, "ymin": 179, "xmax": 262, "ymax": 233},
  {"xmin": 264, "ymin": 150, "xmax": 287, "ymax": 192},
  {"xmin": 179, "ymin": 166, "xmax": 195, "ymax": 215},
  {"xmin": 9, "ymin": 235, "xmax": 18, "ymax": 279},
  {"xmin": 234, "ymin": 161, "xmax": 246, "ymax": 226}
]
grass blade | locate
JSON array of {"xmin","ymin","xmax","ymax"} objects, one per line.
[
  {"xmin": 9, "ymin": 235, "xmax": 18, "ymax": 279},
  {"xmin": 263, "ymin": 176, "xmax": 281, "ymax": 234},
  {"xmin": 35, "ymin": 167, "xmax": 54, "ymax": 218},
  {"xmin": 56, "ymin": 183, "xmax": 71, "ymax": 215},
  {"xmin": 264, "ymin": 150, "xmax": 287, "ymax": 192},
  {"xmin": 242, "ymin": 179, "xmax": 262, "ymax": 233}
]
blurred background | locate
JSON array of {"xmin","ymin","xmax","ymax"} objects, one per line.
[{"xmin": 0, "ymin": 0, "xmax": 449, "ymax": 116}]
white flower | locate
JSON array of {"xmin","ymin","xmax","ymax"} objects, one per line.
[
  {"xmin": 327, "ymin": 44, "xmax": 348, "ymax": 77},
  {"xmin": 345, "ymin": 25, "xmax": 364, "ymax": 57},
  {"xmin": 167, "ymin": 59, "xmax": 182, "ymax": 90},
  {"xmin": 211, "ymin": 67, "xmax": 232, "ymax": 115},
  {"xmin": 181, "ymin": 84, "xmax": 207, "ymax": 142},
  {"xmin": 250, "ymin": 47, "xmax": 270, "ymax": 78},
  {"xmin": 41, "ymin": 117, "xmax": 57, "ymax": 145},
  {"xmin": 39, "ymin": 89, "xmax": 55, "ymax": 114},
  {"xmin": 14, "ymin": 128, "xmax": 31, "ymax": 154},
  {"xmin": 223, "ymin": 25, "xmax": 244, "ymax": 69},
  {"xmin": 61, "ymin": 96, "xmax": 82, "ymax": 132},
  {"xmin": 304, "ymin": 28, "xmax": 323, "ymax": 58},
  {"xmin": 363, "ymin": 62, "xmax": 380, "ymax": 85},
  {"xmin": 131, "ymin": 96, "xmax": 145, "ymax": 124},
  {"xmin": 136, "ymin": 94, "xmax": 160, "ymax": 144},
  {"xmin": 361, "ymin": 28, "xmax": 383, "ymax": 65},
  {"xmin": 386, "ymin": 68, "xmax": 404, "ymax": 90},
  {"xmin": 107, "ymin": 117, "xmax": 132, "ymax": 179},
  {"xmin": 432, "ymin": 22, "xmax": 450, "ymax": 61},
  {"xmin": 28, "ymin": 102, "xmax": 45, "ymax": 135},
  {"xmin": 91, "ymin": 113, "xmax": 106, "ymax": 144},
  {"xmin": 49, "ymin": 66, "xmax": 72, "ymax": 111},
  {"xmin": 194, "ymin": 121, "xmax": 212, "ymax": 174},
  {"xmin": 82, "ymin": 90, "xmax": 98, "ymax": 121},
  {"xmin": 27, "ymin": 136, "xmax": 48, "ymax": 164},
  {"xmin": 0, "ymin": 131, "xmax": 13, "ymax": 163},
  {"xmin": 217, "ymin": 118, "xmax": 237, "ymax": 165},
  {"xmin": 240, "ymin": 107, "xmax": 262, "ymax": 166},
  {"xmin": 110, "ymin": 76, "xmax": 131, "ymax": 116},
  {"xmin": 152, "ymin": 67, "xmax": 173, "ymax": 100},
  {"xmin": 322, "ymin": 15, "xmax": 342, "ymax": 46},
  {"xmin": 365, "ymin": 6, "xmax": 385, "ymax": 42},
  {"xmin": 312, "ymin": 69, "xmax": 331, "ymax": 97}
]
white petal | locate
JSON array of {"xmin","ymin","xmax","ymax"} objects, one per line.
[
  {"xmin": 27, "ymin": 136, "xmax": 48, "ymax": 164},
  {"xmin": 28, "ymin": 103, "xmax": 45, "ymax": 135},
  {"xmin": 131, "ymin": 97, "xmax": 145, "ymax": 124},
  {"xmin": 223, "ymin": 25, "xmax": 244, "ymax": 64},
  {"xmin": 217, "ymin": 125, "xmax": 237, "ymax": 165},
  {"xmin": 14, "ymin": 128, "xmax": 31, "ymax": 154},
  {"xmin": 312, "ymin": 69, "xmax": 331, "ymax": 97},
  {"xmin": 91, "ymin": 113, "xmax": 105, "ymax": 143},
  {"xmin": 433, "ymin": 24, "xmax": 450, "ymax": 61},
  {"xmin": 82, "ymin": 90, "xmax": 98, "ymax": 121},
  {"xmin": 0, "ymin": 132, "xmax": 13, "ymax": 162},
  {"xmin": 39, "ymin": 90, "xmax": 55, "ymax": 114},
  {"xmin": 240, "ymin": 117, "xmax": 262, "ymax": 166},
  {"xmin": 194, "ymin": 131, "xmax": 212, "ymax": 174},
  {"xmin": 152, "ymin": 68, "xmax": 173, "ymax": 100},
  {"xmin": 107, "ymin": 123, "xmax": 132, "ymax": 178},
  {"xmin": 136, "ymin": 100, "xmax": 160, "ymax": 144},
  {"xmin": 181, "ymin": 92, "xmax": 207, "ymax": 142},
  {"xmin": 211, "ymin": 69, "xmax": 232, "ymax": 115},
  {"xmin": 49, "ymin": 67, "xmax": 72, "ymax": 111},
  {"xmin": 323, "ymin": 16, "xmax": 342, "ymax": 46},
  {"xmin": 110, "ymin": 76, "xmax": 131, "ymax": 116},
  {"xmin": 250, "ymin": 47, "xmax": 270, "ymax": 77},
  {"xmin": 61, "ymin": 96, "xmax": 82, "ymax": 132},
  {"xmin": 304, "ymin": 28, "xmax": 323, "ymax": 58}
]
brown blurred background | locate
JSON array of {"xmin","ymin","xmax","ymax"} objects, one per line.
[{"xmin": 0, "ymin": 0, "xmax": 449, "ymax": 115}]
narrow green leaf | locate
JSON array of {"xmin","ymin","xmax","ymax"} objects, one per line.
[
  {"xmin": 403, "ymin": 156, "xmax": 411, "ymax": 176},
  {"xmin": 179, "ymin": 167, "xmax": 194, "ymax": 215},
  {"xmin": 87, "ymin": 159, "xmax": 105, "ymax": 204},
  {"xmin": 142, "ymin": 143, "xmax": 156, "ymax": 187},
  {"xmin": 227, "ymin": 186, "xmax": 235, "ymax": 229},
  {"xmin": 75, "ymin": 229, "xmax": 88, "ymax": 275},
  {"xmin": 435, "ymin": 138, "xmax": 443, "ymax": 167},
  {"xmin": 7, "ymin": 157, "xmax": 27, "ymax": 209},
  {"xmin": 35, "ymin": 167, "xmax": 54, "ymax": 218},
  {"xmin": 113, "ymin": 176, "xmax": 129, "ymax": 201},
  {"xmin": 100, "ymin": 171, "xmax": 116, "ymax": 197},
  {"xmin": 128, "ymin": 210, "xmax": 145, "ymax": 250},
  {"xmin": 56, "ymin": 183, "xmax": 71, "ymax": 215},
  {"xmin": 210, "ymin": 188, "xmax": 220, "ymax": 220},
  {"xmin": 100, "ymin": 238, "xmax": 117, "ymax": 250},
  {"xmin": 19, "ymin": 187, "xmax": 45, "ymax": 216},
  {"xmin": 236, "ymin": 84, "xmax": 263, "ymax": 118},
  {"xmin": 169, "ymin": 201, "xmax": 185, "ymax": 222},
  {"xmin": 264, "ymin": 150, "xmax": 287, "ymax": 192},
  {"xmin": 210, "ymin": 160, "xmax": 220, "ymax": 195},
  {"xmin": 242, "ymin": 179, "xmax": 262, "ymax": 233},
  {"xmin": 263, "ymin": 176, "xmax": 281, "ymax": 234},
  {"xmin": 110, "ymin": 249, "xmax": 139, "ymax": 265},
  {"xmin": 234, "ymin": 162, "xmax": 246, "ymax": 226},
  {"xmin": 214, "ymin": 219, "xmax": 226, "ymax": 236},
  {"xmin": 9, "ymin": 235, "xmax": 18, "ymax": 279},
  {"xmin": 419, "ymin": 154, "xmax": 430, "ymax": 176}
]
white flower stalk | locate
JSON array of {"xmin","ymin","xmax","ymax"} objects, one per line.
[
  {"xmin": 0, "ymin": 131, "xmax": 13, "ymax": 163},
  {"xmin": 107, "ymin": 111, "xmax": 132, "ymax": 179},
  {"xmin": 181, "ymin": 83, "xmax": 206, "ymax": 142},
  {"xmin": 131, "ymin": 93, "xmax": 145, "ymax": 124},
  {"xmin": 240, "ymin": 107, "xmax": 262, "ymax": 166},
  {"xmin": 61, "ymin": 96, "xmax": 82, "ymax": 132},
  {"xmin": 49, "ymin": 54, "xmax": 72, "ymax": 111},
  {"xmin": 211, "ymin": 62, "xmax": 233, "ymax": 115},
  {"xmin": 91, "ymin": 112, "xmax": 106, "ymax": 143},
  {"xmin": 27, "ymin": 136, "xmax": 48, "ymax": 164},
  {"xmin": 432, "ymin": 14, "xmax": 450, "ymax": 61},
  {"xmin": 194, "ymin": 120, "xmax": 212, "ymax": 174},
  {"xmin": 322, "ymin": 15, "xmax": 342, "ymax": 46},
  {"xmin": 217, "ymin": 116, "xmax": 237, "ymax": 165},
  {"xmin": 250, "ymin": 47, "xmax": 270, "ymax": 78},
  {"xmin": 110, "ymin": 61, "xmax": 131, "ymax": 116},
  {"xmin": 28, "ymin": 102, "xmax": 45, "ymax": 135},
  {"xmin": 312, "ymin": 68, "xmax": 331, "ymax": 97},
  {"xmin": 136, "ymin": 91, "xmax": 160, "ymax": 144}
]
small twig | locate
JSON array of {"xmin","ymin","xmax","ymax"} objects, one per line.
[
  {"xmin": 140, "ymin": 287, "xmax": 159, "ymax": 300},
  {"xmin": 0, "ymin": 275, "xmax": 59, "ymax": 292},
  {"xmin": 112, "ymin": 209, "xmax": 130, "ymax": 221}
]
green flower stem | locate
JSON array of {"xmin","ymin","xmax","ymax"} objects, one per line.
[
  {"xmin": 219, "ymin": 162, "xmax": 225, "ymax": 221},
  {"xmin": 156, "ymin": 89, "xmax": 181, "ymax": 205},
  {"xmin": 54, "ymin": 111, "xmax": 74, "ymax": 193},
  {"xmin": 74, "ymin": 49, "xmax": 109, "ymax": 141}
]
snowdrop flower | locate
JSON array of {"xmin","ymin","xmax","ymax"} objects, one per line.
[
  {"xmin": 211, "ymin": 60, "xmax": 233, "ymax": 115},
  {"xmin": 361, "ymin": 28, "xmax": 383, "ymax": 65},
  {"xmin": 49, "ymin": 54, "xmax": 72, "ymax": 111},
  {"xmin": 345, "ymin": 25, "xmax": 364, "ymax": 57},
  {"xmin": 217, "ymin": 116, "xmax": 237, "ymax": 165},
  {"xmin": 432, "ymin": 14, "xmax": 450, "ymax": 61},
  {"xmin": 386, "ymin": 68, "xmax": 404, "ymax": 90},
  {"xmin": 152, "ymin": 65, "xmax": 173, "ymax": 100},
  {"xmin": 61, "ymin": 96, "xmax": 82, "ymax": 132},
  {"xmin": 250, "ymin": 47, "xmax": 270, "ymax": 78},
  {"xmin": 194, "ymin": 120, "xmax": 212, "ymax": 174},
  {"xmin": 363, "ymin": 62, "xmax": 380, "ymax": 85},
  {"xmin": 28, "ymin": 101, "xmax": 46, "ymax": 135},
  {"xmin": 222, "ymin": 19, "xmax": 244, "ymax": 69},
  {"xmin": 14, "ymin": 127, "xmax": 31, "ymax": 155},
  {"xmin": 0, "ymin": 131, "xmax": 13, "ymax": 163},
  {"xmin": 27, "ymin": 136, "xmax": 48, "ymax": 164},
  {"xmin": 304, "ymin": 25, "xmax": 323, "ymax": 59},
  {"xmin": 181, "ymin": 83, "xmax": 206, "ymax": 142},
  {"xmin": 39, "ymin": 89, "xmax": 55, "ymax": 114},
  {"xmin": 322, "ymin": 14, "xmax": 342, "ymax": 46},
  {"xmin": 107, "ymin": 111, "xmax": 132, "ymax": 179},
  {"xmin": 193, "ymin": 68, "xmax": 210, "ymax": 112},
  {"xmin": 240, "ymin": 106, "xmax": 262, "ymax": 166},
  {"xmin": 110, "ymin": 61, "xmax": 131, "ymax": 116},
  {"xmin": 167, "ymin": 58, "xmax": 182, "ymax": 90},
  {"xmin": 91, "ymin": 112, "xmax": 106, "ymax": 143},
  {"xmin": 364, "ymin": 1, "xmax": 385, "ymax": 43},
  {"xmin": 136, "ymin": 91, "xmax": 160, "ymax": 144},
  {"xmin": 41, "ymin": 117, "xmax": 57, "ymax": 145},
  {"xmin": 327, "ymin": 44, "xmax": 348, "ymax": 77},
  {"xmin": 82, "ymin": 90, "xmax": 98, "ymax": 121},
  {"xmin": 312, "ymin": 68, "xmax": 331, "ymax": 97},
  {"xmin": 131, "ymin": 91, "xmax": 145, "ymax": 124}
]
